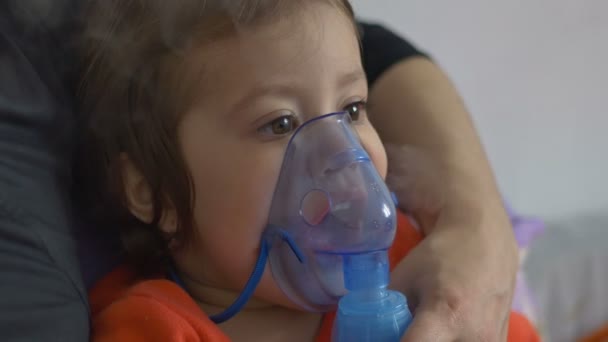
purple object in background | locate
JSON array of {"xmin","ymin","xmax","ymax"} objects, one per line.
[
  {"xmin": 505, "ymin": 202, "xmax": 546, "ymax": 248},
  {"xmin": 504, "ymin": 201, "xmax": 545, "ymax": 323}
]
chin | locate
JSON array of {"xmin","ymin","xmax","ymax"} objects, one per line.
[{"xmin": 253, "ymin": 276, "xmax": 310, "ymax": 312}]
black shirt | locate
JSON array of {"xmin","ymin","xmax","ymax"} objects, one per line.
[{"xmin": 359, "ymin": 22, "xmax": 427, "ymax": 86}]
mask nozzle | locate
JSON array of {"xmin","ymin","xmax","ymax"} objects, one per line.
[
  {"xmin": 343, "ymin": 251, "xmax": 389, "ymax": 292},
  {"xmin": 333, "ymin": 250, "xmax": 413, "ymax": 342}
]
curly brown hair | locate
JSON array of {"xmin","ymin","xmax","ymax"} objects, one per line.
[{"xmin": 76, "ymin": 0, "xmax": 357, "ymax": 274}]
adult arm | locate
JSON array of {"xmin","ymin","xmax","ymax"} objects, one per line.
[{"xmin": 360, "ymin": 23, "xmax": 519, "ymax": 341}]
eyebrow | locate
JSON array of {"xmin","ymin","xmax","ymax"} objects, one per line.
[
  {"xmin": 227, "ymin": 83, "xmax": 295, "ymax": 119},
  {"xmin": 336, "ymin": 69, "xmax": 367, "ymax": 89},
  {"xmin": 228, "ymin": 68, "xmax": 368, "ymax": 117}
]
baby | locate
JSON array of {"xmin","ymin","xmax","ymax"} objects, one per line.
[{"xmin": 77, "ymin": 1, "xmax": 539, "ymax": 341}]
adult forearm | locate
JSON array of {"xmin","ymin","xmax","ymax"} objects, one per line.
[{"xmin": 369, "ymin": 57, "xmax": 507, "ymax": 234}]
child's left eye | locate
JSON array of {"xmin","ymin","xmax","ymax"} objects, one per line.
[{"xmin": 343, "ymin": 101, "xmax": 367, "ymax": 121}]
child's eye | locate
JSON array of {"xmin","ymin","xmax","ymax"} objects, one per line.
[
  {"xmin": 258, "ymin": 114, "xmax": 299, "ymax": 137},
  {"xmin": 343, "ymin": 100, "xmax": 367, "ymax": 121}
]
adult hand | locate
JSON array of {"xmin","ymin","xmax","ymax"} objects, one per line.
[{"xmin": 386, "ymin": 144, "xmax": 518, "ymax": 341}]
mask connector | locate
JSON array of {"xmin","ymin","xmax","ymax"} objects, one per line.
[{"xmin": 333, "ymin": 250, "xmax": 412, "ymax": 341}]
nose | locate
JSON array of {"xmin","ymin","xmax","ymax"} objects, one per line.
[
  {"xmin": 292, "ymin": 112, "xmax": 367, "ymax": 178},
  {"xmin": 325, "ymin": 148, "xmax": 370, "ymax": 174}
]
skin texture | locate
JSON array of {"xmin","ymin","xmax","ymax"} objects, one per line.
[
  {"xmin": 369, "ymin": 57, "xmax": 518, "ymax": 341},
  {"xmin": 123, "ymin": 3, "xmax": 386, "ymax": 341}
]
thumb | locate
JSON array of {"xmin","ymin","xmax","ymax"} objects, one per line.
[{"xmin": 401, "ymin": 303, "xmax": 454, "ymax": 342}]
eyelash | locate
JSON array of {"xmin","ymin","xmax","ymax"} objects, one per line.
[
  {"xmin": 343, "ymin": 100, "xmax": 367, "ymax": 121},
  {"xmin": 257, "ymin": 100, "xmax": 368, "ymax": 139},
  {"xmin": 257, "ymin": 113, "xmax": 300, "ymax": 138}
]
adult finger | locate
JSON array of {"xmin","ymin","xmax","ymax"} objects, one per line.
[
  {"xmin": 499, "ymin": 310, "xmax": 510, "ymax": 341},
  {"xmin": 401, "ymin": 303, "xmax": 455, "ymax": 342}
]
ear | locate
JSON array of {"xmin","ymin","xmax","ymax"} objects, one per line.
[{"xmin": 121, "ymin": 154, "xmax": 178, "ymax": 235}]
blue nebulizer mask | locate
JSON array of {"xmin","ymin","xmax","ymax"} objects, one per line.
[{"xmin": 169, "ymin": 112, "xmax": 412, "ymax": 341}]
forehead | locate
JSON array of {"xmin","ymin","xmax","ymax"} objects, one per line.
[{"xmin": 190, "ymin": 2, "xmax": 361, "ymax": 98}]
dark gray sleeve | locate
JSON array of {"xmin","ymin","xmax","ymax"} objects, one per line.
[
  {"xmin": 358, "ymin": 22, "xmax": 429, "ymax": 86},
  {"xmin": 0, "ymin": 2, "xmax": 89, "ymax": 341}
]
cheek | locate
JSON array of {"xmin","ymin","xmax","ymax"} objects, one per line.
[
  {"xmin": 179, "ymin": 127, "xmax": 285, "ymax": 286},
  {"xmin": 357, "ymin": 125, "xmax": 388, "ymax": 179},
  {"xmin": 195, "ymin": 153, "xmax": 276, "ymax": 231}
]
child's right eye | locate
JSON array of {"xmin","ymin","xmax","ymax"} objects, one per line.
[{"xmin": 258, "ymin": 114, "xmax": 299, "ymax": 138}]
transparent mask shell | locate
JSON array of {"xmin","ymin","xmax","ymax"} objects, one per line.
[{"xmin": 264, "ymin": 112, "xmax": 397, "ymax": 311}]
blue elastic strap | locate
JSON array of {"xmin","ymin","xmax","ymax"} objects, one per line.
[
  {"xmin": 167, "ymin": 229, "xmax": 303, "ymax": 324},
  {"xmin": 391, "ymin": 192, "xmax": 399, "ymax": 207},
  {"xmin": 208, "ymin": 238, "xmax": 269, "ymax": 323},
  {"xmin": 167, "ymin": 240, "xmax": 268, "ymax": 324}
]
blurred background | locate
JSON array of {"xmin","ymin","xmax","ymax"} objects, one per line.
[{"xmin": 351, "ymin": 1, "xmax": 608, "ymax": 341}]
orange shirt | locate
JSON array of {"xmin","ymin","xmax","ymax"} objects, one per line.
[
  {"xmin": 89, "ymin": 212, "xmax": 539, "ymax": 341},
  {"xmin": 579, "ymin": 323, "xmax": 608, "ymax": 342}
]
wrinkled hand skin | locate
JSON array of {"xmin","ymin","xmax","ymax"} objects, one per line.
[{"xmin": 386, "ymin": 144, "xmax": 518, "ymax": 342}]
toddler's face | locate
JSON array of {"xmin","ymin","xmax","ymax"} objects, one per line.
[{"xmin": 172, "ymin": 2, "xmax": 387, "ymax": 309}]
